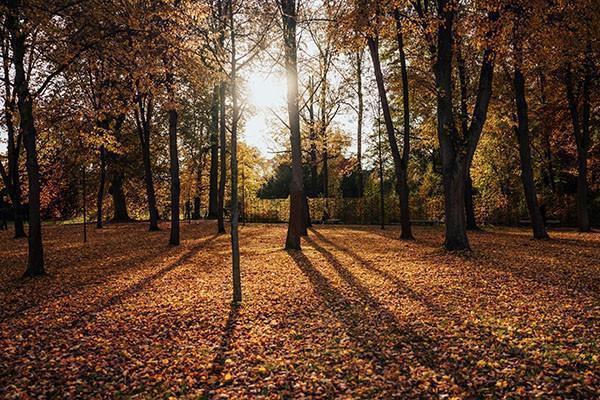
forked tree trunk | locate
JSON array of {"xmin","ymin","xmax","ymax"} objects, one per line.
[
  {"xmin": 513, "ymin": 65, "xmax": 548, "ymax": 239},
  {"xmin": 280, "ymin": 0, "xmax": 304, "ymax": 250},
  {"xmin": 434, "ymin": 3, "xmax": 470, "ymax": 250}
]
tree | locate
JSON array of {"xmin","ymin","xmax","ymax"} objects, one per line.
[{"xmin": 278, "ymin": 0, "xmax": 305, "ymax": 250}]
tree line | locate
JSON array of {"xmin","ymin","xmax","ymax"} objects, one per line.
[{"xmin": 0, "ymin": 0, "xmax": 597, "ymax": 303}]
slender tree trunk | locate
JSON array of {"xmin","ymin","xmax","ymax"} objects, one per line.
[
  {"xmin": 308, "ymin": 77, "xmax": 319, "ymax": 196},
  {"xmin": 229, "ymin": 3, "xmax": 241, "ymax": 303},
  {"xmin": 377, "ymin": 110, "xmax": 385, "ymax": 230},
  {"xmin": 167, "ymin": 74, "xmax": 180, "ymax": 246},
  {"xmin": 367, "ymin": 34, "xmax": 413, "ymax": 240},
  {"xmin": 394, "ymin": 10, "xmax": 414, "ymax": 240},
  {"xmin": 140, "ymin": 132, "xmax": 160, "ymax": 231},
  {"xmin": 280, "ymin": 0, "xmax": 304, "ymax": 250},
  {"xmin": 96, "ymin": 145, "xmax": 106, "ymax": 228},
  {"xmin": 8, "ymin": 11, "xmax": 44, "ymax": 276},
  {"xmin": 434, "ymin": 3, "xmax": 470, "ymax": 250},
  {"xmin": 208, "ymin": 86, "xmax": 219, "ymax": 219},
  {"xmin": 456, "ymin": 42, "xmax": 479, "ymax": 231},
  {"xmin": 193, "ymin": 153, "xmax": 203, "ymax": 219},
  {"xmin": 565, "ymin": 57, "xmax": 591, "ymax": 232},
  {"xmin": 217, "ymin": 82, "xmax": 227, "ymax": 234},
  {"xmin": 513, "ymin": 65, "xmax": 548, "ymax": 239},
  {"xmin": 356, "ymin": 50, "xmax": 364, "ymax": 197},
  {"xmin": 538, "ymin": 73, "xmax": 556, "ymax": 193},
  {"xmin": 0, "ymin": 26, "xmax": 25, "ymax": 239}
]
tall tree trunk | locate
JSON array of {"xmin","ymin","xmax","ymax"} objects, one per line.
[
  {"xmin": 208, "ymin": 86, "xmax": 219, "ymax": 219},
  {"xmin": 167, "ymin": 73, "xmax": 180, "ymax": 246},
  {"xmin": 8, "ymin": 9, "xmax": 44, "ymax": 276},
  {"xmin": 538, "ymin": 73, "xmax": 556, "ymax": 193},
  {"xmin": 193, "ymin": 152, "xmax": 204, "ymax": 219},
  {"xmin": 217, "ymin": 82, "xmax": 227, "ymax": 234},
  {"xmin": 109, "ymin": 166, "xmax": 130, "ymax": 222},
  {"xmin": 229, "ymin": 3, "xmax": 241, "ymax": 303},
  {"xmin": 356, "ymin": 50, "xmax": 364, "ymax": 197},
  {"xmin": 464, "ymin": 174, "xmax": 478, "ymax": 230},
  {"xmin": 0, "ymin": 17, "xmax": 25, "ymax": 239},
  {"xmin": 456, "ymin": 42, "xmax": 479, "ymax": 231},
  {"xmin": 280, "ymin": 0, "xmax": 304, "ymax": 250},
  {"xmin": 513, "ymin": 65, "xmax": 548, "ymax": 239},
  {"xmin": 308, "ymin": 77, "xmax": 319, "ymax": 196},
  {"xmin": 367, "ymin": 34, "xmax": 413, "ymax": 240},
  {"xmin": 394, "ymin": 9, "xmax": 414, "ymax": 240},
  {"xmin": 565, "ymin": 57, "xmax": 592, "ymax": 232},
  {"xmin": 377, "ymin": 109, "xmax": 385, "ymax": 230},
  {"xmin": 434, "ymin": 3, "xmax": 470, "ymax": 250},
  {"xmin": 140, "ymin": 130, "xmax": 160, "ymax": 231},
  {"xmin": 96, "ymin": 144, "xmax": 106, "ymax": 228}
]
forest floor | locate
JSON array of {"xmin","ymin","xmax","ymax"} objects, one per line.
[{"xmin": 0, "ymin": 222, "xmax": 598, "ymax": 399}]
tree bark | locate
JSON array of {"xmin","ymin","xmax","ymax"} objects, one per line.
[
  {"xmin": 109, "ymin": 165, "xmax": 131, "ymax": 222},
  {"xmin": 132, "ymin": 89, "xmax": 160, "ymax": 231},
  {"xmin": 217, "ymin": 82, "xmax": 227, "ymax": 234},
  {"xmin": 367, "ymin": 34, "xmax": 413, "ymax": 240},
  {"xmin": 394, "ymin": 10, "xmax": 414, "ymax": 240},
  {"xmin": 434, "ymin": 2, "xmax": 470, "ymax": 250},
  {"xmin": 356, "ymin": 50, "xmax": 364, "ymax": 197},
  {"xmin": 229, "ymin": 3, "xmax": 241, "ymax": 303},
  {"xmin": 513, "ymin": 65, "xmax": 548, "ymax": 239},
  {"xmin": 8, "ymin": 7, "xmax": 45, "ymax": 276},
  {"xmin": 280, "ymin": 0, "xmax": 304, "ymax": 250},
  {"xmin": 0, "ymin": 28, "xmax": 25, "ymax": 239},
  {"xmin": 208, "ymin": 86, "xmax": 219, "ymax": 219},
  {"xmin": 167, "ymin": 73, "xmax": 180, "ymax": 246},
  {"xmin": 96, "ymin": 144, "xmax": 106, "ymax": 228},
  {"xmin": 565, "ymin": 59, "xmax": 591, "ymax": 232}
]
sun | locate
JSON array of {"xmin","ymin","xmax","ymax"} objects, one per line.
[
  {"xmin": 242, "ymin": 69, "xmax": 287, "ymax": 158},
  {"xmin": 245, "ymin": 69, "xmax": 286, "ymax": 110}
]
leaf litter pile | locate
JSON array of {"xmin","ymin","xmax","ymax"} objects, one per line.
[{"xmin": 0, "ymin": 222, "xmax": 598, "ymax": 398}]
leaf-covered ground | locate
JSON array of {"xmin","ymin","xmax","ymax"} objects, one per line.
[{"xmin": 0, "ymin": 222, "xmax": 598, "ymax": 399}]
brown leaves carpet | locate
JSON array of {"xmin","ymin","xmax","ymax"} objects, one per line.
[{"xmin": 0, "ymin": 222, "xmax": 598, "ymax": 398}]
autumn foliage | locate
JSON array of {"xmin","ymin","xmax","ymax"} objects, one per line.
[{"xmin": 0, "ymin": 223, "xmax": 598, "ymax": 398}]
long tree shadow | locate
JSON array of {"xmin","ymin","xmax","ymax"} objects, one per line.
[
  {"xmin": 44, "ymin": 233, "xmax": 220, "ymax": 333},
  {"xmin": 306, "ymin": 229, "xmax": 589, "ymax": 389},
  {"xmin": 203, "ymin": 303, "xmax": 240, "ymax": 395},
  {"xmin": 309, "ymin": 229, "xmax": 451, "ymax": 319},
  {"xmin": 286, "ymin": 246, "xmax": 451, "ymax": 390},
  {"xmin": 0, "ymin": 223, "xmax": 207, "ymax": 319}
]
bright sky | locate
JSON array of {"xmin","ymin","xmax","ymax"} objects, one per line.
[{"xmin": 243, "ymin": 69, "xmax": 287, "ymax": 159}]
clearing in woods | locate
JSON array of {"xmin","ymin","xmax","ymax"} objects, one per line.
[{"xmin": 0, "ymin": 222, "xmax": 598, "ymax": 398}]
